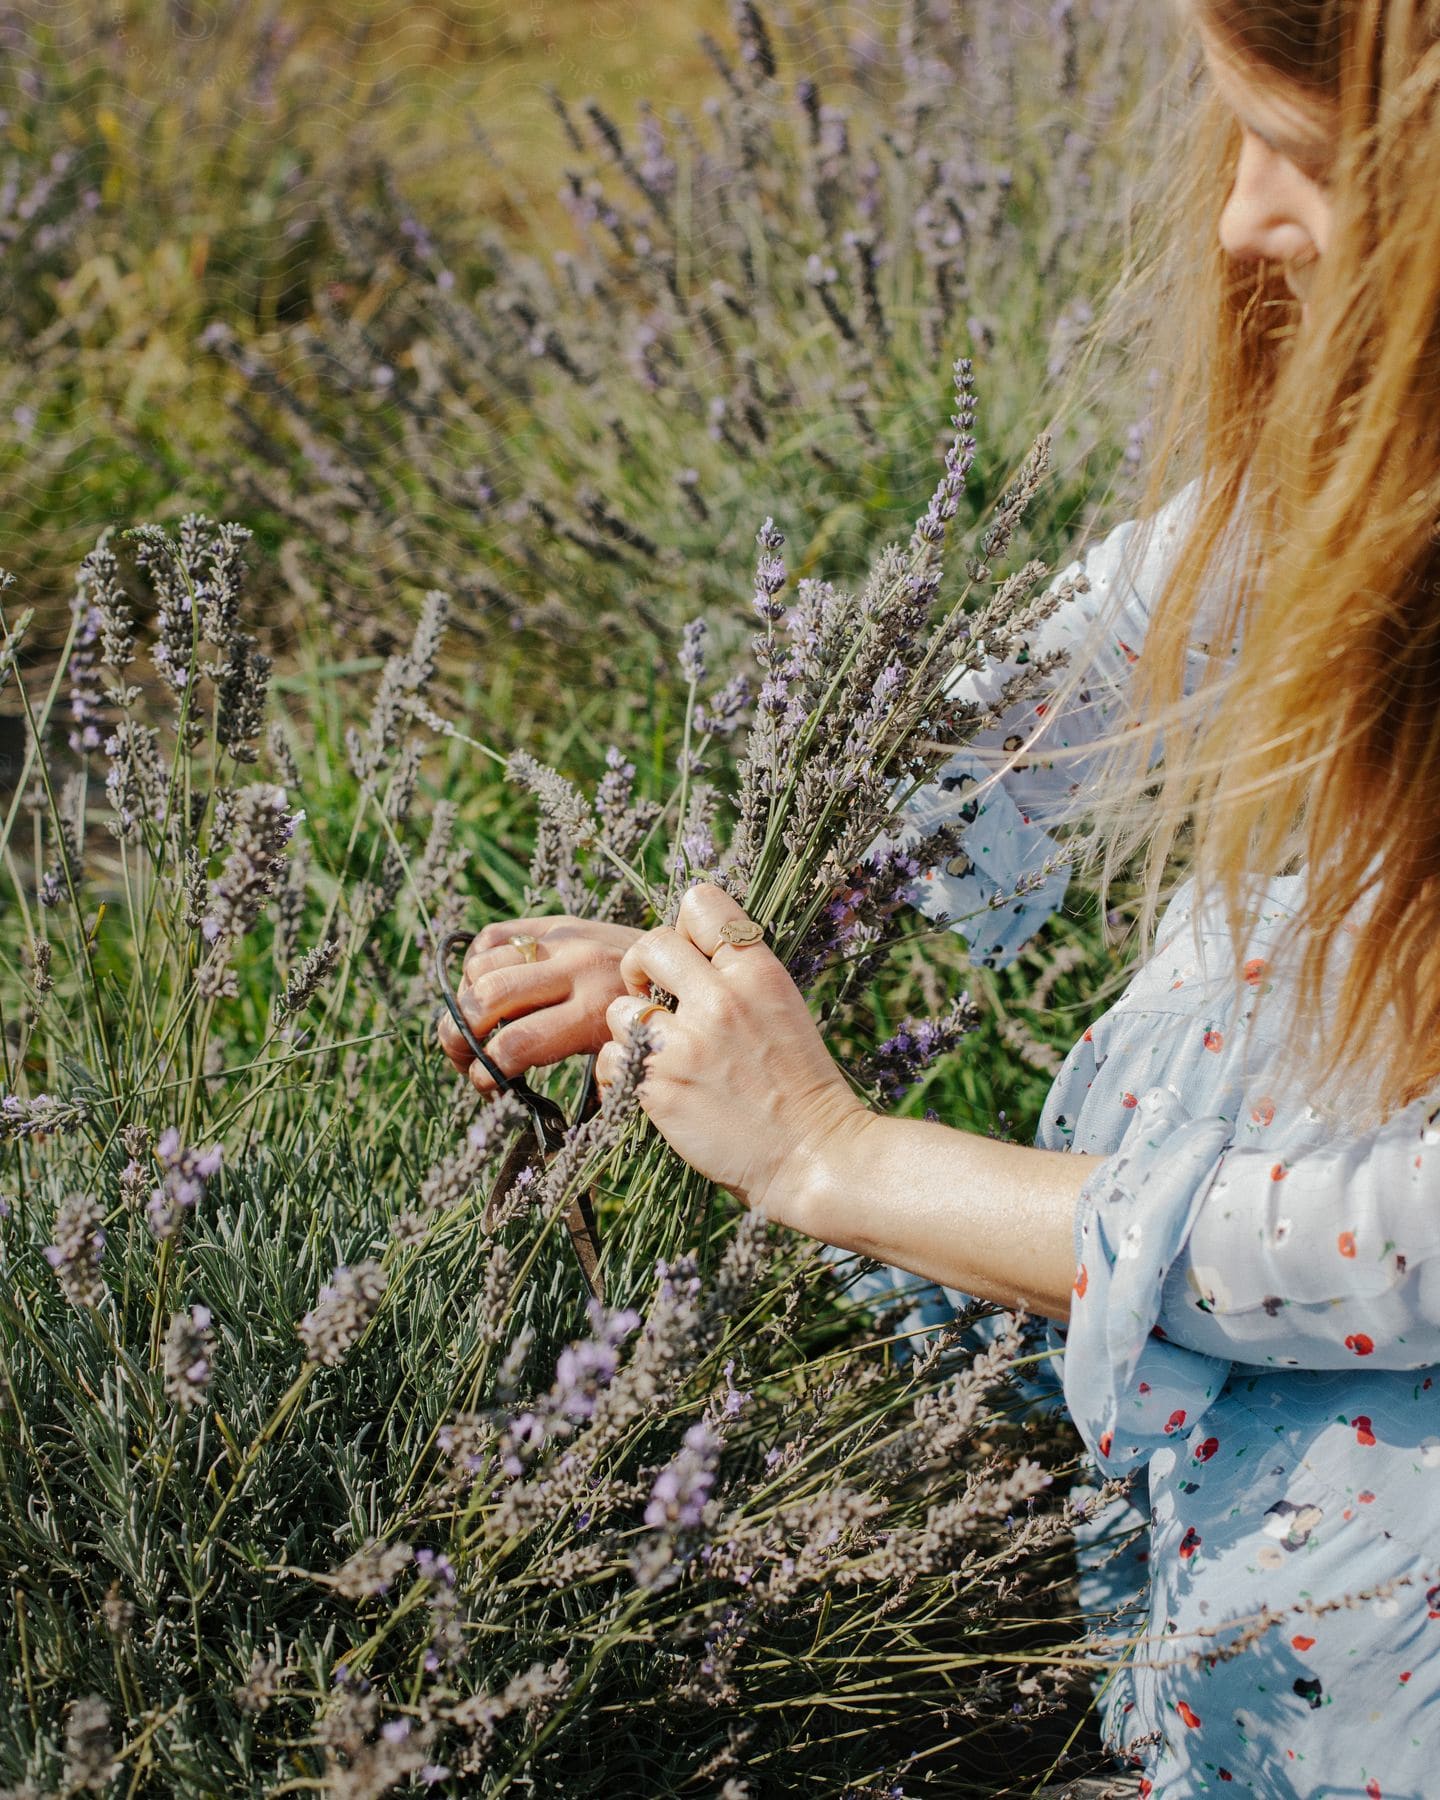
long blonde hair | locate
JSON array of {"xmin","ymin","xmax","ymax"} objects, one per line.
[{"xmin": 1006, "ymin": 0, "xmax": 1440, "ymax": 1129}]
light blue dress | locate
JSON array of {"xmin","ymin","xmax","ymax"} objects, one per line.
[{"xmin": 869, "ymin": 487, "xmax": 1440, "ymax": 1798}]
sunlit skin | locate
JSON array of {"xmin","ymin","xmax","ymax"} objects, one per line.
[
  {"xmin": 437, "ymin": 30, "xmax": 1339, "ymax": 1332},
  {"xmin": 1197, "ymin": 17, "xmax": 1336, "ymax": 310}
]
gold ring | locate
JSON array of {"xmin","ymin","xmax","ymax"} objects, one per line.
[
  {"xmin": 716, "ymin": 918, "xmax": 765, "ymax": 948},
  {"xmin": 632, "ymin": 1001, "xmax": 670, "ymax": 1032},
  {"xmin": 510, "ymin": 934, "xmax": 539, "ymax": 964}
]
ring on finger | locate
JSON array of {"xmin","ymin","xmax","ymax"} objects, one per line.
[
  {"xmin": 716, "ymin": 918, "xmax": 765, "ymax": 948},
  {"xmin": 510, "ymin": 933, "xmax": 540, "ymax": 964},
  {"xmin": 631, "ymin": 1000, "xmax": 670, "ymax": 1033}
]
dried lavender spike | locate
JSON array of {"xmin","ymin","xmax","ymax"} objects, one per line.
[
  {"xmin": 104, "ymin": 719, "xmax": 168, "ymax": 842},
  {"xmin": 0, "ymin": 1091, "xmax": 90, "ymax": 1143},
  {"xmin": 196, "ymin": 784, "xmax": 300, "ymax": 998},
  {"xmin": 215, "ymin": 632, "xmax": 271, "ymax": 763},
  {"xmin": 62, "ymin": 1696, "xmax": 119, "ymax": 1793},
  {"xmin": 162, "ymin": 1304, "xmax": 215, "ymax": 1412},
  {"xmin": 233, "ymin": 1652, "xmax": 285, "ymax": 1715},
  {"xmin": 66, "ymin": 569, "xmax": 105, "ymax": 754},
  {"xmin": 679, "ymin": 618, "xmax": 707, "ymax": 686},
  {"xmin": 272, "ymin": 939, "xmax": 338, "ymax": 1024},
  {"xmin": 27, "ymin": 938, "xmax": 52, "ymax": 997},
  {"xmin": 44, "ymin": 1194, "xmax": 107, "ymax": 1309},
  {"xmin": 506, "ymin": 749, "xmax": 596, "ymax": 850},
  {"xmin": 332, "ymin": 1537, "xmax": 414, "ymax": 1600},
  {"xmin": 298, "ymin": 1260, "xmax": 388, "ymax": 1367}
]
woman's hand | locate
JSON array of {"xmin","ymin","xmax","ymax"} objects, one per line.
[
  {"xmin": 436, "ymin": 915, "xmax": 643, "ymax": 1094},
  {"xmin": 593, "ymin": 883, "xmax": 873, "ymax": 1220}
]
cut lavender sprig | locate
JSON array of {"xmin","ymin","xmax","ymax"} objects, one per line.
[{"xmin": 859, "ymin": 993, "xmax": 986, "ymax": 1106}]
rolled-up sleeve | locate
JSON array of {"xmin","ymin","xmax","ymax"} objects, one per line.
[
  {"xmin": 1061, "ymin": 1084, "xmax": 1440, "ymax": 1480},
  {"xmin": 886, "ymin": 483, "xmax": 1203, "ymax": 969},
  {"xmin": 1152, "ymin": 1095, "xmax": 1440, "ymax": 1371}
]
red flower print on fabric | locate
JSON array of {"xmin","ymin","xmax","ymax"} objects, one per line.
[
  {"xmin": 1203, "ymin": 1029, "xmax": 1223, "ymax": 1052},
  {"xmin": 1073, "ymin": 1263, "xmax": 1088, "ymax": 1298},
  {"xmin": 1163, "ymin": 1408, "xmax": 1187, "ymax": 1434},
  {"xmin": 1179, "ymin": 1526, "xmax": 1202, "ymax": 1559},
  {"xmin": 1098, "ymin": 1430, "xmax": 1113, "ymax": 1458},
  {"xmin": 1121, "ymin": 1091, "xmax": 1138, "ymax": 1108},
  {"xmin": 1251, "ymin": 1096, "xmax": 1276, "ymax": 1127},
  {"xmin": 1352, "ymin": 1415, "xmax": 1376, "ymax": 1446},
  {"xmin": 1338, "ymin": 1231, "xmax": 1357, "ymax": 1258},
  {"xmin": 1271, "ymin": 1163, "xmax": 1288, "ymax": 1181},
  {"xmin": 1194, "ymin": 1436, "xmax": 1219, "ymax": 1462},
  {"xmin": 1292, "ymin": 1635, "xmax": 1316, "ymax": 1651},
  {"xmin": 1346, "ymin": 1333, "xmax": 1375, "ymax": 1356},
  {"xmin": 1243, "ymin": 958, "xmax": 1268, "ymax": 985},
  {"xmin": 1176, "ymin": 1700, "xmax": 1202, "ymax": 1729}
]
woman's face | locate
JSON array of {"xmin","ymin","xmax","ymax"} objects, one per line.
[{"xmin": 1199, "ymin": 23, "xmax": 1336, "ymax": 312}]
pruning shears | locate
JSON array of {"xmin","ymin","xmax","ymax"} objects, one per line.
[{"xmin": 435, "ymin": 929, "xmax": 605, "ymax": 1302}]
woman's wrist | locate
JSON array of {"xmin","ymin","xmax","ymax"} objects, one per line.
[
  {"xmin": 765, "ymin": 1105, "xmax": 1098, "ymax": 1326},
  {"xmin": 753, "ymin": 1099, "xmax": 882, "ymax": 1236}
]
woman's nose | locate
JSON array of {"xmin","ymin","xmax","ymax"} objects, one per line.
[{"xmin": 1217, "ymin": 138, "xmax": 1314, "ymax": 267}]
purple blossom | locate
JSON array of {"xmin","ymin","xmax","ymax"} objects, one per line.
[
  {"xmin": 66, "ymin": 592, "xmax": 105, "ymax": 754},
  {"xmin": 751, "ymin": 517, "xmax": 787, "ymax": 624},
  {"xmin": 679, "ymin": 618, "xmax": 707, "ymax": 686},
  {"xmin": 146, "ymin": 1128, "xmax": 223, "ymax": 1242},
  {"xmin": 44, "ymin": 1194, "xmax": 107, "ymax": 1308},
  {"xmin": 862, "ymin": 993, "xmax": 984, "ymax": 1105},
  {"xmin": 162, "ymin": 1304, "xmax": 214, "ymax": 1411},
  {"xmin": 695, "ymin": 673, "xmax": 750, "ymax": 738},
  {"xmin": 644, "ymin": 1420, "xmax": 722, "ymax": 1530},
  {"xmin": 720, "ymin": 1359, "xmax": 751, "ymax": 1420}
]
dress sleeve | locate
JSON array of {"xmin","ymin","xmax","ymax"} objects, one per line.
[
  {"xmin": 1150, "ymin": 1093, "xmax": 1440, "ymax": 1371},
  {"xmin": 1060, "ymin": 1083, "xmax": 1440, "ymax": 1479},
  {"xmin": 888, "ymin": 481, "xmax": 1202, "ymax": 969}
]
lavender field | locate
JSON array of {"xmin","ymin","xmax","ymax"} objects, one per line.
[{"xmin": 0, "ymin": 3, "xmax": 1184, "ymax": 1793}]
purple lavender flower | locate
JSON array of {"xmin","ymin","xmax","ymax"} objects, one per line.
[
  {"xmin": 861, "ymin": 993, "xmax": 984, "ymax": 1105},
  {"xmin": 66, "ymin": 586, "xmax": 105, "ymax": 754},
  {"xmin": 162, "ymin": 1304, "xmax": 214, "ymax": 1411},
  {"xmin": 751, "ymin": 517, "xmax": 787, "ymax": 624},
  {"xmin": 44, "ymin": 1193, "xmax": 107, "ymax": 1308},
  {"xmin": 644, "ymin": 1420, "xmax": 722, "ymax": 1530},
  {"xmin": 298, "ymin": 1261, "xmax": 387, "ymax": 1366},
  {"xmin": 695, "ymin": 672, "xmax": 750, "ymax": 737},
  {"xmin": 679, "ymin": 618, "xmax": 707, "ymax": 685},
  {"xmin": 146, "ymin": 1127, "xmax": 223, "ymax": 1241},
  {"xmin": 720, "ymin": 1359, "xmax": 751, "ymax": 1420},
  {"xmin": 549, "ymin": 1300, "xmax": 641, "ymax": 1425}
]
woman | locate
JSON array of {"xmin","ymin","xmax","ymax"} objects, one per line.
[{"xmin": 440, "ymin": 2, "xmax": 1440, "ymax": 1792}]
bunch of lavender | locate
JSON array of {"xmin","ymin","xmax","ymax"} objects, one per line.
[{"xmin": 468, "ymin": 357, "xmax": 1089, "ymax": 1318}]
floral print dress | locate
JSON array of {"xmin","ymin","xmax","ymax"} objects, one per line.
[{"xmin": 878, "ymin": 485, "xmax": 1440, "ymax": 1798}]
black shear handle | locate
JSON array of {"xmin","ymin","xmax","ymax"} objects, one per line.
[
  {"xmin": 434, "ymin": 930, "xmax": 601, "ymax": 1145},
  {"xmin": 436, "ymin": 930, "xmax": 516, "ymax": 1093}
]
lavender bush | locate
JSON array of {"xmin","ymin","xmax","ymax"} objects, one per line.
[
  {"xmin": 185, "ymin": 0, "xmax": 1172, "ymax": 678},
  {"xmin": 1, "ymin": 2, "xmax": 1177, "ymax": 698},
  {"xmin": 0, "ymin": 364, "xmax": 1141, "ymax": 1793}
]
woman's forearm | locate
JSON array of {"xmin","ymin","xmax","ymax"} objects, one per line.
[{"xmin": 772, "ymin": 1111, "xmax": 1105, "ymax": 1326}]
